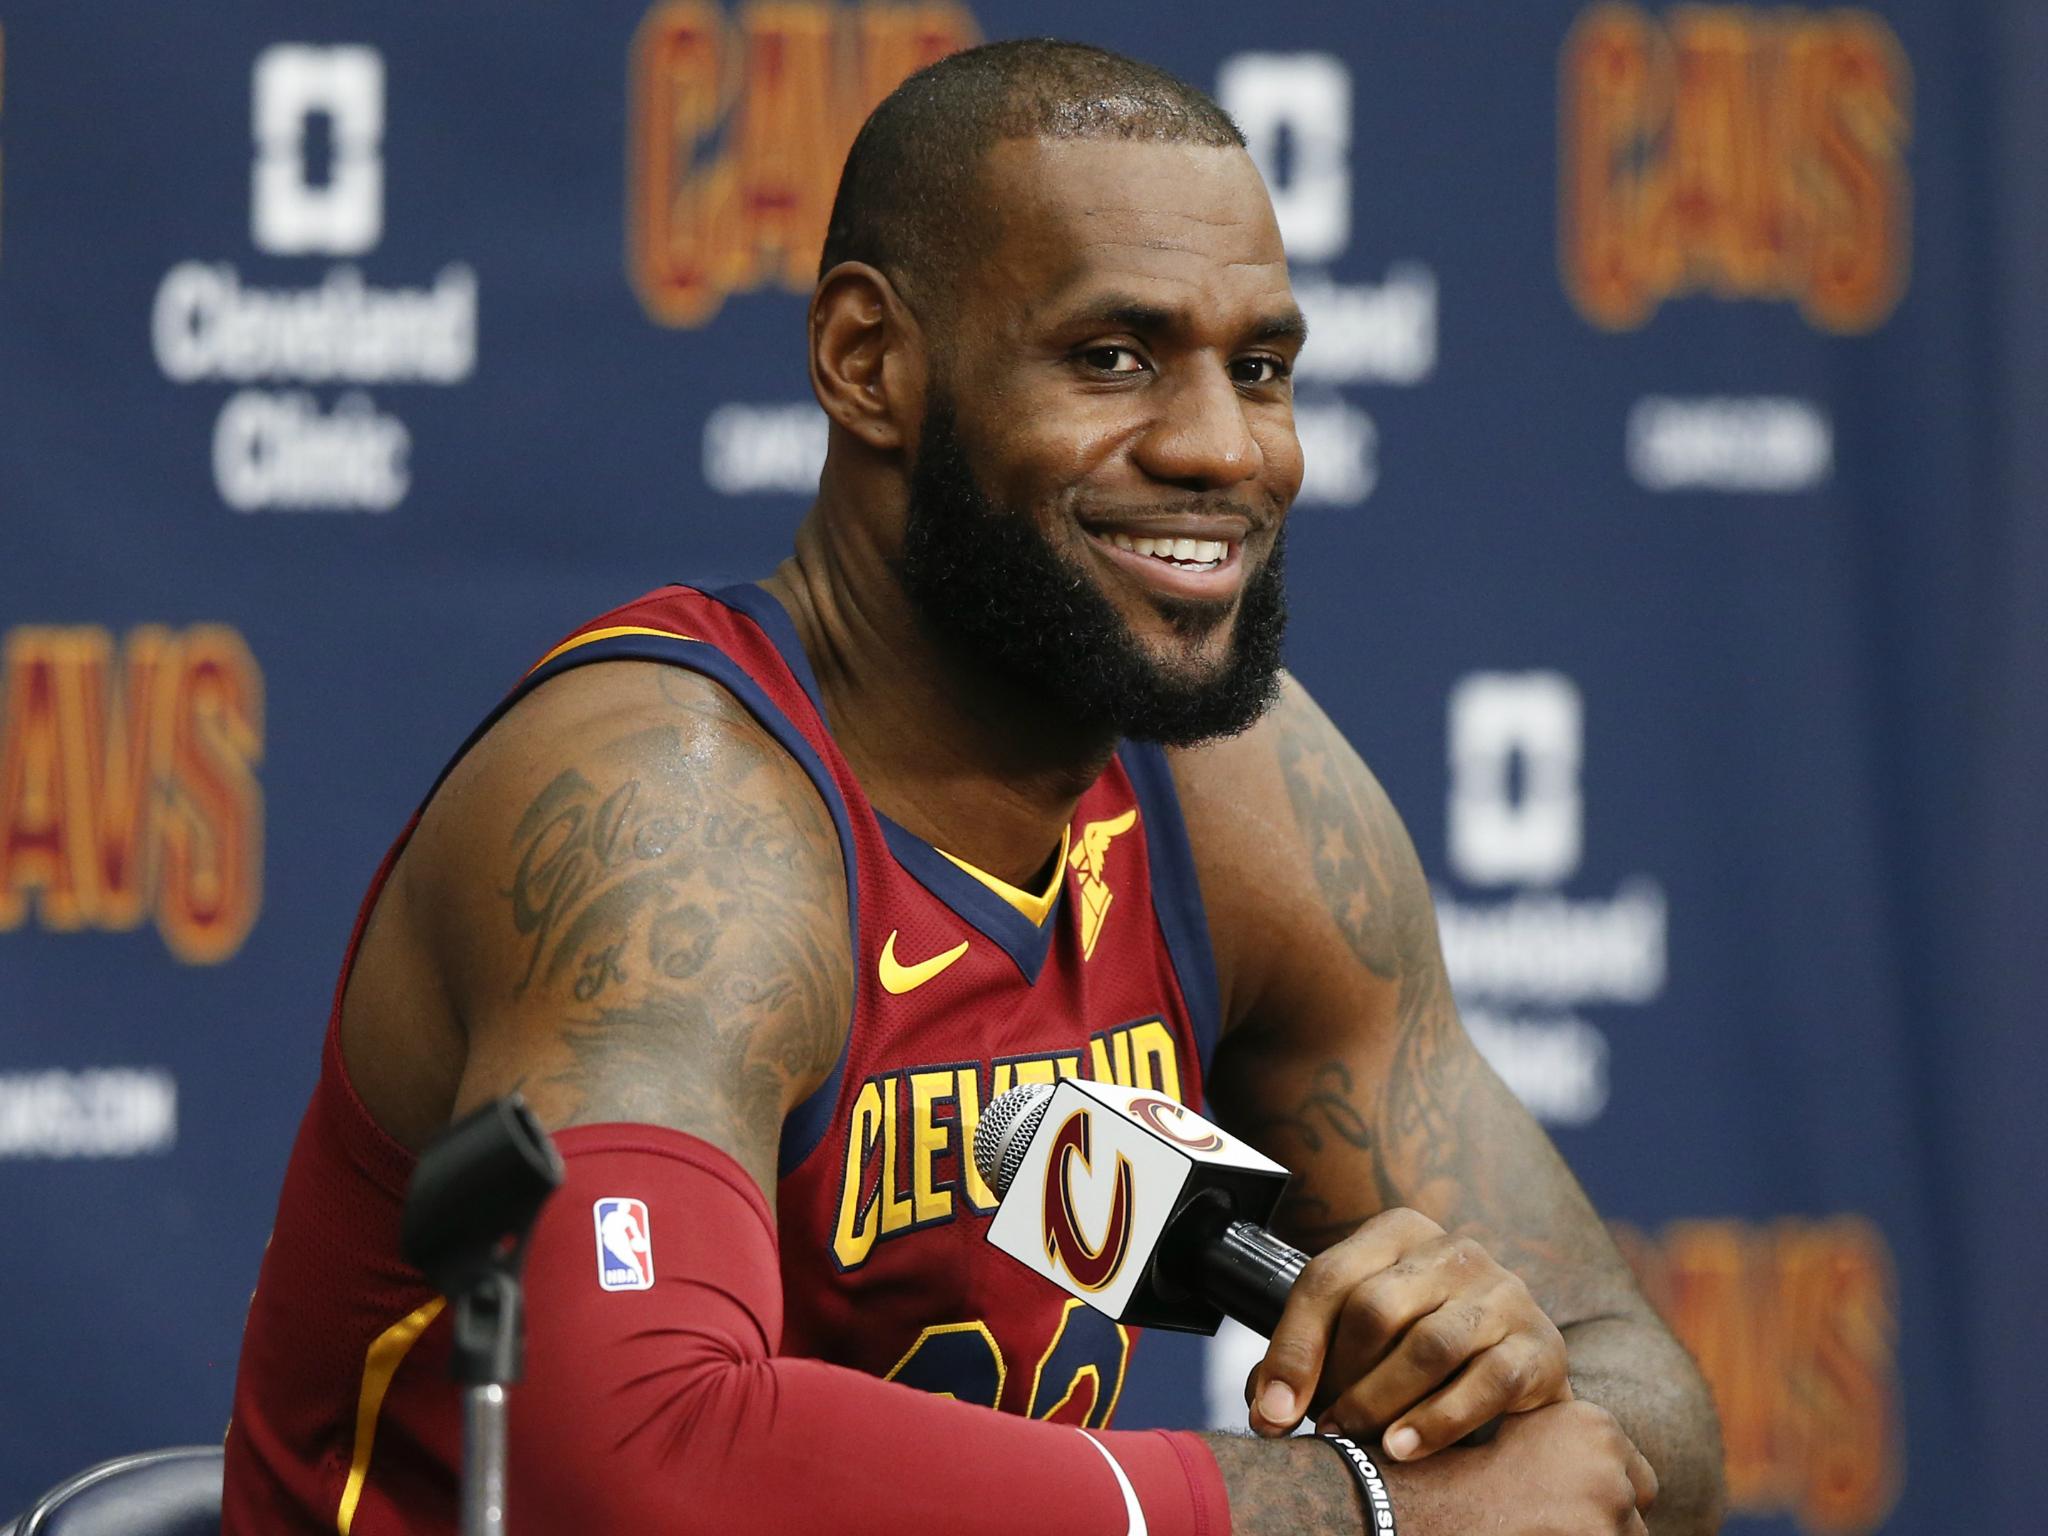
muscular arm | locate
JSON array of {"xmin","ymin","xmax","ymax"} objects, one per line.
[
  {"xmin": 1175, "ymin": 676, "xmax": 1725, "ymax": 1535},
  {"xmin": 385, "ymin": 660, "xmax": 1372, "ymax": 1536}
]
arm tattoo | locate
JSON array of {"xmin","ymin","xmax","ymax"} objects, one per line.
[
  {"xmin": 1274, "ymin": 714, "xmax": 1426, "ymax": 982},
  {"xmin": 495, "ymin": 680, "xmax": 849, "ymax": 1190},
  {"xmin": 1203, "ymin": 1435, "xmax": 1364, "ymax": 1536},
  {"xmin": 1250, "ymin": 1062, "xmax": 1377, "ymax": 1249},
  {"xmin": 1268, "ymin": 699, "xmax": 1592, "ymax": 1294}
]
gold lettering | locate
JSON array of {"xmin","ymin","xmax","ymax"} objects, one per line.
[
  {"xmin": 957, "ymin": 1065, "xmax": 997, "ymax": 1212},
  {"xmin": 831, "ymin": 1077, "xmax": 886, "ymax": 1267},
  {"xmin": 728, "ymin": 4, "xmax": 841, "ymax": 290},
  {"xmin": 627, "ymin": 0, "xmax": 978, "ymax": 327},
  {"xmin": 0, "ymin": 625, "xmax": 264, "ymax": 962},
  {"xmin": 1560, "ymin": 5, "xmax": 1908, "ymax": 332},
  {"xmin": 1621, "ymin": 1216, "xmax": 1900, "ymax": 1532},
  {"xmin": 1774, "ymin": 1217, "xmax": 1898, "ymax": 1531},
  {"xmin": 1800, "ymin": 16, "xmax": 1909, "ymax": 331},
  {"xmin": 628, "ymin": 1, "xmax": 731, "ymax": 328},
  {"xmin": 0, "ymin": 630, "xmax": 80, "ymax": 927},
  {"xmin": 879, "ymin": 1074, "xmax": 913, "ymax": 1235},
  {"xmin": 155, "ymin": 627, "xmax": 264, "ymax": 964},
  {"xmin": 64, "ymin": 627, "xmax": 174, "ymax": 931},
  {"xmin": 908, "ymin": 1067, "xmax": 955, "ymax": 1224}
]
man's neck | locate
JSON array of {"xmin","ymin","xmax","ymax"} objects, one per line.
[{"xmin": 760, "ymin": 507, "xmax": 1117, "ymax": 889}]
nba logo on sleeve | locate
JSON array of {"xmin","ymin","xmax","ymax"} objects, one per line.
[{"xmin": 593, "ymin": 1197, "xmax": 654, "ymax": 1291}]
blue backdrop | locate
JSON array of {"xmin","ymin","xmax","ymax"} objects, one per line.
[{"xmin": 2, "ymin": 3, "xmax": 2043, "ymax": 1531}]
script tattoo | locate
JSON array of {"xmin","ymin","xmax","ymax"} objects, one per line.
[
  {"xmin": 499, "ymin": 678, "xmax": 849, "ymax": 1188},
  {"xmin": 1250, "ymin": 1062, "xmax": 1379, "ymax": 1248}
]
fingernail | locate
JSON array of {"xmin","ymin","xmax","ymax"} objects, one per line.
[
  {"xmin": 1385, "ymin": 1425, "xmax": 1421, "ymax": 1460},
  {"xmin": 1257, "ymin": 1379, "xmax": 1297, "ymax": 1426}
]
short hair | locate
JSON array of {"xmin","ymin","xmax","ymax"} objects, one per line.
[{"xmin": 819, "ymin": 40, "xmax": 1245, "ymax": 311}]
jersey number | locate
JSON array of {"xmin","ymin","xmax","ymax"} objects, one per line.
[{"xmin": 883, "ymin": 1299, "xmax": 1131, "ymax": 1426}]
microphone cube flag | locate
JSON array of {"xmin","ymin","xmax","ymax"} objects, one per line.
[{"xmin": 984, "ymin": 1079, "xmax": 1291, "ymax": 1333}]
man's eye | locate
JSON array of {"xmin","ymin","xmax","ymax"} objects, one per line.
[
  {"xmin": 1082, "ymin": 346, "xmax": 1146, "ymax": 374},
  {"xmin": 1229, "ymin": 356, "xmax": 1290, "ymax": 386}
]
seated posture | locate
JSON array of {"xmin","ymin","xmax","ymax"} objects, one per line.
[{"xmin": 224, "ymin": 40, "xmax": 1722, "ymax": 1536}]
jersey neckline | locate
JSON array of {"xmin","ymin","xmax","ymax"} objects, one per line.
[{"xmin": 708, "ymin": 581, "xmax": 1067, "ymax": 982}]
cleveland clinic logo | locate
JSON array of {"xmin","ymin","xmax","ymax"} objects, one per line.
[
  {"xmin": 149, "ymin": 45, "xmax": 477, "ymax": 513},
  {"xmin": 1039, "ymin": 1108, "xmax": 1135, "ymax": 1293}
]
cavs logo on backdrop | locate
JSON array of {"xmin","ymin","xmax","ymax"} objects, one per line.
[
  {"xmin": 1615, "ymin": 1215, "xmax": 1901, "ymax": 1535},
  {"xmin": 628, "ymin": 0, "xmax": 978, "ymax": 327},
  {"xmin": 1560, "ymin": 4, "xmax": 1911, "ymax": 333},
  {"xmin": 1041, "ymin": 1108, "xmax": 1134, "ymax": 1292},
  {"xmin": 0, "ymin": 626, "xmax": 264, "ymax": 964},
  {"xmin": 833, "ymin": 1016, "xmax": 1183, "ymax": 1269}
]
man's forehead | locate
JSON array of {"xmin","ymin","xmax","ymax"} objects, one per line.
[{"xmin": 972, "ymin": 136, "xmax": 1293, "ymax": 322}]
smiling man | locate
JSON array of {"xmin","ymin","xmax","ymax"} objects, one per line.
[{"xmin": 224, "ymin": 40, "xmax": 1723, "ymax": 1536}]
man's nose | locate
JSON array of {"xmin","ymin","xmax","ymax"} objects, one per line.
[{"xmin": 1132, "ymin": 363, "xmax": 1263, "ymax": 490}]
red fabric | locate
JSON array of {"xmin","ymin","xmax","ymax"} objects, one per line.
[{"xmin": 511, "ymin": 1128, "xmax": 1228, "ymax": 1536}]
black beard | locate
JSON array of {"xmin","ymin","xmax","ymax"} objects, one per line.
[{"xmin": 898, "ymin": 396, "xmax": 1288, "ymax": 748}]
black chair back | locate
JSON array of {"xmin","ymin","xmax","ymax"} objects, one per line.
[{"xmin": 4, "ymin": 1447, "xmax": 222, "ymax": 1536}]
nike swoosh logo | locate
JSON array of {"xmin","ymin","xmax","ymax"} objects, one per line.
[
  {"xmin": 1077, "ymin": 1432, "xmax": 1148, "ymax": 1536},
  {"xmin": 878, "ymin": 930, "xmax": 970, "ymax": 994}
]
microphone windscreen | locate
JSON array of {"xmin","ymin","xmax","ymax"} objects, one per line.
[{"xmin": 973, "ymin": 1082, "xmax": 1055, "ymax": 1198}]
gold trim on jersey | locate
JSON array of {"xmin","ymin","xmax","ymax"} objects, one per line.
[
  {"xmin": 936, "ymin": 824, "xmax": 1070, "ymax": 926},
  {"xmin": 528, "ymin": 623, "xmax": 697, "ymax": 674},
  {"xmin": 336, "ymin": 1296, "xmax": 447, "ymax": 1535}
]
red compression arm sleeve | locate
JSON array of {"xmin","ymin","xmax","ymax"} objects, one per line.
[{"xmin": 507, "ymin": 1127, "xmax": 1230, "ymax": 1536}]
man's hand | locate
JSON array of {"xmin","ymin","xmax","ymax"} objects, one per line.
[
  {"xmin": 1207, "ymin": 1400, "xmax": 1656, "ymax": 1536},
  {"xmin": 1378, "ymin": 1400, "xmax": 1657, "ymax": 1534},
  {"xmin": 1247, "ymin": 1206, "xmax": 1571, "ymax": 1460}
]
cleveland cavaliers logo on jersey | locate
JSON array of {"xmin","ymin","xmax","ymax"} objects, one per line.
[
  {"xmin": 1041, "ymin": 1108, "xmax": 1135, "ymax": 1292},
  {"xmin": 1068, "ymin": 808, "xmax": 1138, "ymax": 959}
]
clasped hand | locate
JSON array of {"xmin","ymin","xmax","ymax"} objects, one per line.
[{"xmin": 1247, "ymin": 1207, "xmax": 1571, "ymax": 1458}]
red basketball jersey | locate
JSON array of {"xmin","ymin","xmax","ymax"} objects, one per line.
[{"xmin": 223, "ymin": 583, "xmax": 1222, "ymax": 1534}]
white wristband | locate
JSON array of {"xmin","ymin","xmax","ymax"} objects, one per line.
[{"xmin": 1321, "ymin": 1434, "xmax": 1397, "ymax": 1536}]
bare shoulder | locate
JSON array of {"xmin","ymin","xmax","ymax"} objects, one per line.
[
  {"xmin": 344, "ymin": 659, "xmax": 852, "ymax": 1201},
  {"xmin": 1167, "ymin": 672, "xmax": 1433, "ymax": 1031}
]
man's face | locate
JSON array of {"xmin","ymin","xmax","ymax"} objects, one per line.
[{"xmin": 897, "ymin": 136, "xmax": 1305, "ymax": 746}]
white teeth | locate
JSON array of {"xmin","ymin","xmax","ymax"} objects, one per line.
[{"xmin": 1099, "ymin": 530, "xmax": 1234, "ymax": 569}]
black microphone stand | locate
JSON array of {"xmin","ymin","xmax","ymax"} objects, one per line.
[{"xmin": 402, "ymin": 1095, "xmax": 564, "ymax": 1536}]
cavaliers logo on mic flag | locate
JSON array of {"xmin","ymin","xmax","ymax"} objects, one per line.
[
  {"xmin": 985, "ymin": 1078, "xmax": 1290, "ymax": 1329},
  {"xmin": 1042, "ymin": 1109, "xmax": 1136, "ymax": 1292},
  {"xmin": 1125, "ymin": 1093, "xmax": 1224, "ymax": 1152},
  {"xmin": 593, "ymin": 1197, "xmax": 654, "ymax": 1292}
]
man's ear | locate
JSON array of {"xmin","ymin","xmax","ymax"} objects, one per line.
[{"xmin": 809, "ymin": 262, "xmax": 925, "ymax": 452}]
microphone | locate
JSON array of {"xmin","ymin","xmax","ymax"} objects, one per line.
[{"xmin": 974, "ymin": 1079, "xmax": 1306, "ymax": 1335}]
